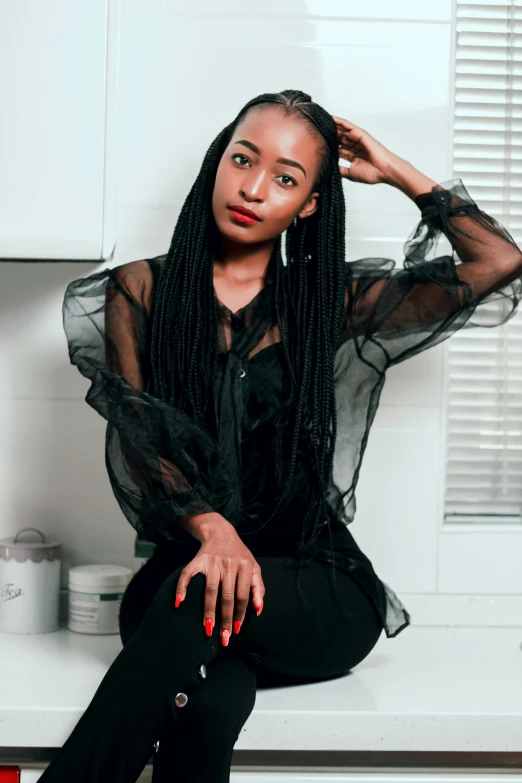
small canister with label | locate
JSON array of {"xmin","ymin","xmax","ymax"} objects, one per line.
[
  {"xmin": 68, "ymin": 564, "xmax": 133, "ymax": 634},
  {"xmin": 0, "ymin": 527, "xmax": 62, "ymax": 634}
]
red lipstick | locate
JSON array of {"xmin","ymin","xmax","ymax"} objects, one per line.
[{"xmin": 228, "ymin": 205, "xmax": 260, "ymax": 224}]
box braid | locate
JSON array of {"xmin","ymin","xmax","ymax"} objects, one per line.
[{"xmin": 149, "ymin": 89, "xmax": 355, "ymax": 620}]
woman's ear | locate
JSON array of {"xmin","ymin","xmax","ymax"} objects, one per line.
[{"xmin": 298, "ymin": 191, "xmax": 320, "ymax": 221}]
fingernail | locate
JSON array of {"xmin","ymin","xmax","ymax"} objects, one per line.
[
  {"xmin": 174, "ymin": 593, "xmax": 182, "ymax": 609},
  {"xmin": 221, "ymin": 629, "xmax": 230, "ymax": 647},
  {"xmin": 233, "ymin": 620, "xmax": 241, "ymax": 635},
  {"xmin": 205, "ymin": 618, "xmax": 213, "ymax": 637},
  {"xmin": 256, "ymin": 599, "xmax": 264, "ymax": 617}
]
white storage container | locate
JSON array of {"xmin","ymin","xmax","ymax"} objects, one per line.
[
  {"xmin": 0, "ymin": 527, "xmax": 62, "ymax": 634},
  {"xmin": 68, "ymin": 564, "xmax": 133, "ymax": 634}
]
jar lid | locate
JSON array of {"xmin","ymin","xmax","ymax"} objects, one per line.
[
  {"xmin": 69, "ymin": 564, "xmax": 133, "ymax": 589},
  {"xmin": 0, "ymin": 528, "xmax": 62, "ymax": 564}
]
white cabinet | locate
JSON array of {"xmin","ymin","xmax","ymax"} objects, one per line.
[
  {"xmin": 230, "ymin": 777, "xmax": 522, "ymax": 783},
  {"xmin": 0, "ymin": 0, "xmax": 118, "ymax": 260}
]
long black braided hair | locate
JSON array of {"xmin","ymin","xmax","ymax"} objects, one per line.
[{"xmin": 149, "ymin": 89, "xmax": 354, "ymax": 617}]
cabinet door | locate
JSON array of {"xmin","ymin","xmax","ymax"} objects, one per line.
[{"xmin": 0, "ymin": 0, "xmax": 113, "ymax": 260}]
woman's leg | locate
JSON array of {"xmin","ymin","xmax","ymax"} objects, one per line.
[
  {"xmin": 37, "ymin": 555, "xmax": 382, "ymax": 783},
  {"xmin": 38, "ymin": 567, "xmax": 226, "ymax": 783},
  {"xmin": 119, "ymin": 559, "xmax": 259, "ymax": 783},
  {"xmin": 152, "ymin": 555, "xmax": 383, "ymax": 782},
  {"xmin": 151, "ymin": 650, "xmax": 256, "ymax": 782},
  {"xmin": 236, "ymin": 555, "xmax": 383, "ymax": 679}
]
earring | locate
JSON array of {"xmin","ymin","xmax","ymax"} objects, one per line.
[
  {"xmin": 280, "ymin": 228, "xmax": 288, "ymax": 268},
  {"xmin": 293, "ymin": 216, "xmax": 298, "ymax": 227}
]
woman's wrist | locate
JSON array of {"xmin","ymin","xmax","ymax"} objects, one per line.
[
  {"xmin": 383, "ymin": 158, "xmax": 438, "ymax": 202},
  {"xmin": 177, "ymin": 511, "xmax": 236, "ymax": 543}
]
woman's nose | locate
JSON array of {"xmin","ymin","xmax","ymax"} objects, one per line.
[{"xmin": 241, "ymin": 169, "xmax": 268, "ymax": 201}]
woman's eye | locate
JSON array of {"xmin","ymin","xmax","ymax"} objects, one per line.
[
  {"xmin": 276, "ymin": 174, "xmax": 297, "ymax": 187},
  {"xmin": 232, "ymin": 154, "xmax": 249, "ymax": 166}
]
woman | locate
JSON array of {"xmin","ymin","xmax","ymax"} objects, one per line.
[{"xmin": 42, "ymin": 89, "xmax": 522, "ymax": 782}]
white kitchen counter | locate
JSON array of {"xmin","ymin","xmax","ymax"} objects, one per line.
[{"xmin": 1, "ymin": 624, "xmax": 521, "ymax": 753}]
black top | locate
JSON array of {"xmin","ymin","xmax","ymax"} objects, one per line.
[{"xmin": 62, "ymin": 177, "xmax": 522, "ymax": 639}]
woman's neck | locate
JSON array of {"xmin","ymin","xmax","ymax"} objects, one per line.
[{"xmin": 213, "ymin": 236, "xmax": 276, "ymax": 284}]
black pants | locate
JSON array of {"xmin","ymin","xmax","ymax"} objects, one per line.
[{"xmin": 37, "ymin": 543, "xmax": 383, "ymax": 783}]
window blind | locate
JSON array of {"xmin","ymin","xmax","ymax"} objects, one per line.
[{"xmin": 444, "ymin": 0, "xmax": 522, "ymax": 522}]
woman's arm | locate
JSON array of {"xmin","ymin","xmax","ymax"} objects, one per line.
[
  {"xmin": 63, "ymin": 259, "xmax": 236, "ymax": 544},
  {"xmin": 333, "ymin": 115, "xmax": 522, "ymax": 365},
  {"xmin": 387, "ymin": 159, "xmax": 522, "ymax": 304},
  {"xmin": 346, "ymin": 172, "xmax": 522, "ymax": 337}
]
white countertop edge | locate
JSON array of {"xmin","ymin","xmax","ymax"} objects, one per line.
[
  {"xmin": 1, "ymin": 710, "xmax": 521, "ymax": 753},
  {"xmin": 234, "ymin": 713, "xmax": 522, "ymax": 752}
]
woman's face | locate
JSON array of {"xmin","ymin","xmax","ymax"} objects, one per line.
[{"xmin": 212, "ymin": 106, "xmax": 323, "ymax": 245}]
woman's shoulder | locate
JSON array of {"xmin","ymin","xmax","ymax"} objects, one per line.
[{"xmin": 110, "ymin": 253, "xmax": 167, "ymax": 302}]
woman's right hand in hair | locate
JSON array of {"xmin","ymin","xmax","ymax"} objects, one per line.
[
  {"xmin": 332, "ymin": 114, "xmax": 406, "ymax": 186},
  {"xmin": 173, "ymin": 512, "xmax": 265, "ymax": 647}
]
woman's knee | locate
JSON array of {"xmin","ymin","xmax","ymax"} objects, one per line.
[{"xmin": 119, "ymin": 559, "xmax": 203, "ymax": 645}]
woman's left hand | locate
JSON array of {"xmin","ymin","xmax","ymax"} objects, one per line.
[{"xmin": 332, "ymin": 115, "xmax": 406, "ymax": 185}]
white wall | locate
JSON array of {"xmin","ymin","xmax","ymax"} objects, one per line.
[{"xmin": 3, "ymin": 0, "xmax": 505, "ymax": 619}]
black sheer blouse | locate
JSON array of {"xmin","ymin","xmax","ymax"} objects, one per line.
[{"xmin": 62, "ymin": 178, "xmax": 522, "ymax": 639}]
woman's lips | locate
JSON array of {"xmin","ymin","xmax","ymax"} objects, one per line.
[{"xmin": 228, "ymin": 207, "xmax": 260, "ymax": 225}]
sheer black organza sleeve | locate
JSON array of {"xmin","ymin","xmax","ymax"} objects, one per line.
[
  {"xmin": 329, "ymin": 178, "xmax": 522, "ymax": 560},
  {"xmin": 62, "ymin": 260, "xmax": 234, "ymax": 545},
  {"xmin": 341, "ymin": 177, "xmax": 522, "ymax": 366}
]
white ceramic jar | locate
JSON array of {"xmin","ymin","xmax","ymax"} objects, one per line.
[
  {"xmin": 0, "ymin": 527, "xmax": 62, "ymax": 634},
  {"xmin": 68, "ymin": 564, "xmax": 133, "ymax": 634}
]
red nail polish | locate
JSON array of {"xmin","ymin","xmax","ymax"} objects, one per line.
[
  {"xmin": 256, "ymin": 599, "xmax": 264, "ymax": 617},
  {"xmin": 205, "ymin": 618, "xmax": 213, "ymax": 637},
  {"xmin": 174, "ymin": 593, "xmax": 182, "ymax": 609},
  {"xmin": 221, "ymin": 629, "xmax": 230, "ymax": 647},
  {"xmin": 233, "ymin": 620, "xmax": 241, "ymax": 634}
]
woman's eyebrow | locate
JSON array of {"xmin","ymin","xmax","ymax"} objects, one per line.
[{"xmin": 233, "ymin": 139, "xmax": 307, "ymax": 178}]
